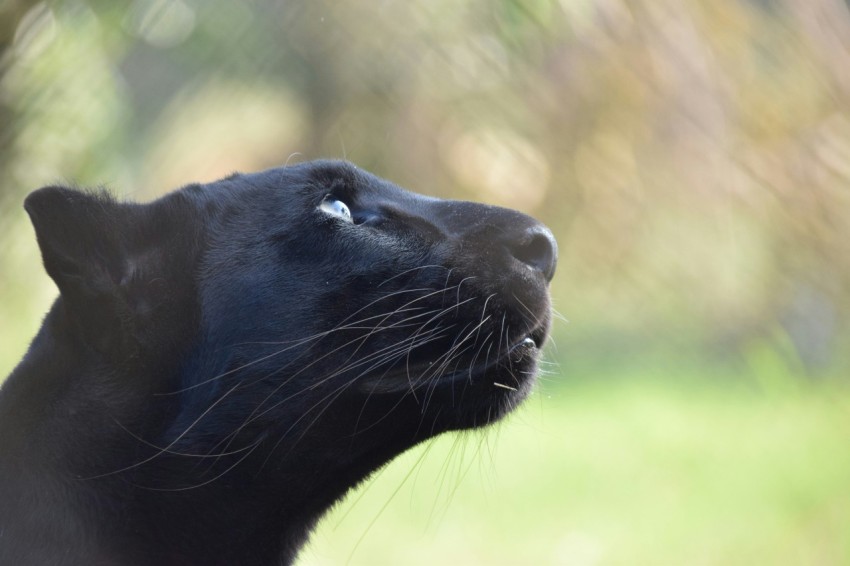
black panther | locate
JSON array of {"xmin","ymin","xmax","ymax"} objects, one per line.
[{"xmin": 0, "ymin": 160, "xmax": 556, "ymax": 565}]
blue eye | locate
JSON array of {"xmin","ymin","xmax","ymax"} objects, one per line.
[{"xmin": 318, "ymin": 198, "xmax": 352, "ymax": 222}]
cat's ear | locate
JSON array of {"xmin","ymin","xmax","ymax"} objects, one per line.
[
  {"xmin": 24, "ymin": 186, "xmax": 134, "ymax": 353},
  {"xmin": 24, "ymin": 186, "xmax": 130, "ymax": 292}
]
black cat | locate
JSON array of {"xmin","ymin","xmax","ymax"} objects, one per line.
[{"xmin": 0, "ymin": 160, "xmax": 556, "ymax": 565}]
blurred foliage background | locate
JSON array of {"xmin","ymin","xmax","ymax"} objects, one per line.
[{"xmin": 1, "ymin": 0, "xmax": 849, "ymax": 564}]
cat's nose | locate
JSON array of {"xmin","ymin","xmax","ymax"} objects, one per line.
[{"xmin": 504, "ymin": 225, "xmax": 558, "ymax": 282}]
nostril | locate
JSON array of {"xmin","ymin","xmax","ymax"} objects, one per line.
[{"xmin": 510, "ymin": 228, "xmax": 558, "ymax": 281}]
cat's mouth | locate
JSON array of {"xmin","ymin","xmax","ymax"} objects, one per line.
[
  {"xmin": 357, "ymin": 327, "xmax": 545, "ymax": 395},
  {"xmin": 508, "ymin": 335, "xmax": 539, "ymax": 361}
]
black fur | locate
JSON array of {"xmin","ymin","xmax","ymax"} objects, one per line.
[{"xmin": 0, "ymin": 160, "xmax": 557, "ymax": 565}]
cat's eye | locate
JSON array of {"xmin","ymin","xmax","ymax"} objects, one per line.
[{"xmin": 318, "ymin": 197, "xmax": 353, "ymax": 222}]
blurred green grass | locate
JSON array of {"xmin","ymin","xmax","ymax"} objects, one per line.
[{"xmin": 298, "ymin": 371, "xmax": 850, "ymax": 566}]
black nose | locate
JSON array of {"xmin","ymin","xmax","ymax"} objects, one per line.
[{"xmin": 507, "ymin": 226, "xmax": 558, "ymax": 281}]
